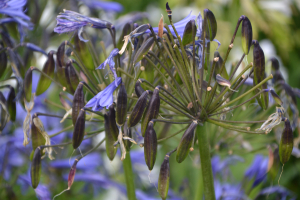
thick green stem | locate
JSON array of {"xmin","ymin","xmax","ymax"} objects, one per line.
[
  {"xmin": 123, "ymin": 152, "xmax": 136, "ymax": 200},
  {"xmin": 196, "ymin": 125, "xmax": 216, "ymax": 200}
]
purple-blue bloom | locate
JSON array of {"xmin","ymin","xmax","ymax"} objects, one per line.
[
  {"xmin": 244, "ymin": 154, "xmax": 268, "ymax": 187},
  {"xmin": 54, "ymin": 9, "xmax": 112, "ymax": 42},
  {"xmin": 0, "ymin": 0, "xmax": 32, "ymax": 27},
  {"xmin": 80, "ymin": 0, "xmax": 123, "ymax": 13},
  {"xmin": 85, "ymin": 77, "xmax": 122, "ymax": 111},
  {"xmin": 97, "ymin": 48, "xmax": 119, "ymax": 85}
]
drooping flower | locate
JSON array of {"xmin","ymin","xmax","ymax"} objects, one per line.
[
  {"xmin": 244, "ymin": 154, "xmax": 268, "ymax": 187},
  {"xmin": 85, "ymin": 77, "xmax": 122, "ymax": 111},
  {"xmin": 0, "ymin": 0, "xmax": 32, "ymax": 28},
  {"xmin": 97, "ymin": 48, "xmax": 119, "ymax": 86},
  {"xmin": 54, "ymin": 9, "xmax": 112, "ymax": 42},
  {"xmin": 80, "ymin": 0, "xmax": 123, "ymax": 13}
]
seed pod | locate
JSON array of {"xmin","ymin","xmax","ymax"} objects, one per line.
[
  {"xmin": 0, "ymin": 91, "xmax": 9, "ymax": 132},
  {"xmin": 144, "ymin": 121, "xmax": 157, "ymax": 170},
  {"xmin": 270, "ymin": 57, "xmax": 280, "ymax": 71},
  {"xmin": 56, "ymin": 41, "xmax": 67, "ymax": 87},
  {"xmin": 133, "ymin": 37, "xmax": 154, "ymax": 64},
  {"xmin": 141, "ymin": 87, "xmax": 160, "ymax": 136},
  {"xmin": 123, "ymin": 122, "xmax": 132, "ymax": 151},
  {"xmin": 158, "ymin": 154, "xmax": 170, "ymax": 200},
  {"xmin": 279, "ymin": 119, "xmax": 293, "ymax": 164},
  {"xmin": 72, "ymin": 83, "xmax": 84, "ymax": 125},
  {"xmin": 104, "ymin": 104, "xmax": 119, "ymax": 160},
  {"xmin": 36, "ymin": 51, "xmax": 55, "ymax": 96},
  {"xmin": 24, "ymin": 68, "xmax": 32, "ymax": 102},
  {"xmin": 176, "ymin": 121, "xmax": 197, "ymax": 163},
  {"xmin": 31, "ymin": 115, "xmax": 46, "ymax": 152},
  {"xmin": 72, "ymin": 109, "xmax": 86, "ymax": 149},
  {"xmin": 0, "ymin": 42, "xmax": 7, "ymax": 78},
  {"xmin": 214, "ymin": 51, "xmax": 229, "ymax": 80},
  {"xmin": 116, "ymin": 82, "xmax": 127, "ymax": 126},
  {"xmin": 65, "ymin": 61, "xmax": 79, "ymax": 94},
  {"xmin": 128, "ymin": 90, "xmax": 149, "ymax": 127},
  {"xmin": 269, "ymin": 148, "xmax": 280, "ymax": 180},
  {"xmin": 270, "ymin": 89, "xmax": 283, "ymax": 106},
  {"xmin": 7, "ymin": 86, "xmax": 16, "ymax": 121},
  {"xmin": 204, "ymin": 9, "xmax": 217, "ymax": 41},
  {"xmin": 135, "ymin": 79, "xmax": 145, "ymax": 98},
  {"xmin": 68, "ymin": 159, "xmax": 78, "ymax": 189},
  {"xmin": 253, "ymin": 40, "xmax": 268, "ymax": 110},
  {"xmin": 0, "ymin": 30, "xmax": 14, "ymax": 48},
  {"xmin": 241, "ymin": 16, "xmax": 252, "ymax": 55},
  {"xmin": 182, "ymin": 20, "xmax": 196, "ymax": 46},
  {"xmin": 30, "ymin": 146, "xmax": 42, "ymax": 189},
  {"xmin": 166, "ymin": 2, "xmax": 172, "ymax": 21}
]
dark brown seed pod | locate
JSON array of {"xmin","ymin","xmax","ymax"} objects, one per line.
[
  {"xmin": 31, "ymin": 115, "xmax": 46, "ymax": 152},
  {"xmin": 7, "ymin": 86, "xmax": 16, "ymax": 121},
  {"xmin": 133, "ymin": 37, "xmax": 154, "ymax": 64},
  {"xmin": 176, "ymin": 121, "xmax": 197, "ymax": 163},
  {"xmin": 270, "ymin": 89, "xmax": 283, "ymax": 106},
  {"xmin": 116, "ymin": 82, "xmax": 127, "ymax": 126},
  {"xmin": 204, "ymin": 9, "xmax": 217, "ymax": 41},
  {"xmin": 127, "ymin": 90, "xmax": 149, "ymax": 128},
  {"xmin": 30, "ymin": 146, "xmax": 42, "ymax": 189},
  {"xmin": 166, "ymin": 2, "xmax": 172, "ymax": 21},
  {"xmin": 241, "ymin": 16, "xmax": 252, "ymax": 55},
  {"xmin": 158, "ymin": 154, "xmax": 170, "ymax": 200},
  {"xmin": 72, "ymin": 109, "xmax": 86, "ymax": 149},
  {"xmin": 104, "ymin": 105, "xmax": 119, "ymax": 160},
  {"xmin": 182, "ymin": 20, "xmax": 196, "ymax": 46},
  {"xmin": 24, "ymin": 68, "xmax": 32, "ymax": 102},
  {"xmin": 65, "ymin": 61, "xmax": 79, "ymax": 94},
  {"xmin": 57, "ymin": 41, "xmax": 67, "ymax": 68},
  {"xmin": 72, "ymin": 83, "xmax": 84, "ymax": 125},
  {"xmin": 144, "ymin": 121, "xmax": 157, "ymax": 170},
  {"xmin": 141, "ymin": 87, "xmax": 160, "ymax": 136},
  {"xmin": 270, "ymin": 57, "xmax": 279, "ymax": 71},
  {"xmin": 279, "ymin": 118, "xmax": 293, "ymax": 164},
  {"xmin": 0, "ymin": 91, "xmax": 8, "ymax": 132},
  {"xmin": 135, "ymin": 79, "xmax": 145, "ymax": 98},
  {"xmin": 0, "ymin": 41, "xmax": 7, "ymax": 78},
  {"xmin": 253, "ymin": 40, "xmax": 268, "ymax": 110},
  {"xmin": 36, "ymin": 51, "xmax": 55, "ymax": 96},
  {"xmin": 68, "ymin": 159, "xmax": 78, "ymax": 189}
]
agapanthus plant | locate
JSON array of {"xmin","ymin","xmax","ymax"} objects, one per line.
[{"xmin": 0, "ymin": 1, "xmax": 299, "ymax": 200}]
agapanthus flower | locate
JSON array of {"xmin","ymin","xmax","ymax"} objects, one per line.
[
  {"xmin": 54, "ymin": 9, "xmax": 112, "ymax": 42},
  {"xmin": 0, "ymin": 0, "xmax": 32, "ymax": 27},
  {"xmin": 85, "ymin": 77, "xmax": 122, "ymax": 111},
  {"xmin": 97, "ymin": 48, "xmax": 119, "ymax": 86},
  {"xmin": 244, "ymin": 154, "xmax": 268, "ymax": 187},
  {"xmin": 80, "ymin": 0, "xmax": 123, "ymax": 13}
]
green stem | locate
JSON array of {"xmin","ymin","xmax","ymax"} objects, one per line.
[
  {"xmin": 196, "ymin": 124, "xmax": 216, "ymax": 200},
  {"xmin": 123, "ymin": 152, "xmax": 136, "ymax": 200}
]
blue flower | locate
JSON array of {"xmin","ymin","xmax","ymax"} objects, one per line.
[
  {"xmin": 85, "ymin": 77, "xmax": 122, "ymax": 111},
  {"xmin": 97, "ymin": 48, "xmax": 119, "ymax": 85},
  {"xmin": 0, "ymin": 0, "xmax": 32, "ymax": 27},
  {"xmin": 80, "ymin": 0, "xmax": 123, "ymax": 13},
  {"xmin": 244, "ymin": 154, "xmax": 268, "ymax": 187},
  {"xmin": 54, "ymin": 9, "xmax": 112, "ymax": 42}
]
